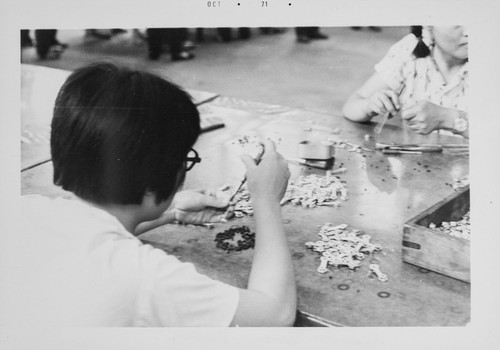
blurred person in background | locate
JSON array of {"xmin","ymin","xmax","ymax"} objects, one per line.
[
  {"xmin": 146, "ymin": 28, "xmax": 194, "ymax": 61},
  {"xmin": 295, "ymin": 27, "xmax": 328, "ymax": 43},
  {"xmin": 34, "ymin": 30, "xmax": 68, "ymax": 60}
]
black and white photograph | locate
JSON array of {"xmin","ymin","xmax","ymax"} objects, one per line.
[{"xmin": 2, "ymin": 0, "xmax": 500, "ymax": 349}]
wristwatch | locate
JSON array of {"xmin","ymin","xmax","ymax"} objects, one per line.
[{"xmin": 453, "ymin": 113, "xmax": 468, "ymax": 134}]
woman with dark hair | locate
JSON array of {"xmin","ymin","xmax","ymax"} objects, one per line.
[
  {"xmin": 342, "ymin": 26, "xmax": 469, "ymax": 138},
  {"xmin": 19, "ymin": 62, "xmax": 296, "ymax": 327}
]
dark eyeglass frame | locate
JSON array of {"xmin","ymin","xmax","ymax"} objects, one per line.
[{"xmin": 184, "ymin": 148, "xmax": 201, "ymax": 171}]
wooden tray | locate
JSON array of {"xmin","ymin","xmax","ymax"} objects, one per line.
[{"xmin": 403, "ymin": 186, "xmax": 470, "ymax": 283}]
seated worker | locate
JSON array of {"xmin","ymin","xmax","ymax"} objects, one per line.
[
  {"xmin": 342, "ymin": 26, "xmax": 469, "ymax": 138},
  {"xmin": 18, "ymin": 62, "xmax": 296, "ymax": 327}
]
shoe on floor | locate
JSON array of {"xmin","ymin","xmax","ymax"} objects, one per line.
[
  {"xmin": 183, "ymin": 40, "xmax": 197, "ymax": 51},
  {"xmin": 54, "ymin": 41, "xmax": 69, "ymax": 50},
  {"xmin": 39, "ymin": 45, "xmax": 63, "ymax": 60},
  {"xmin": 87, "ymin": 30, "xmax": 112, "ymax": 40},
  {"xmin": 111, "ymin": 29, "xmax": 127, "ymax": 35},
  {"xmin": 148, "ymin": 51, "xmax": 162, "ymax": 60},
  {"xmin": 172, "ymin": 51, "xmax": 195, "ymax": 61},
  {"xmin": 297, "ymin": 35, "xmax": 310, "ymax": 43},
  {"xmin": 309, "ymin": 32, "xmax": 328, "ymax": 40}
]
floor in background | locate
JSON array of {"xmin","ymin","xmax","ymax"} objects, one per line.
[{"xmin": 21, "ymin": 27, "xmax": 409, "ymax": 115}]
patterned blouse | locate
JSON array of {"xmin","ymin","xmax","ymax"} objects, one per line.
[{"xmin": 375, "ymin": 34, "xmax": 468, "ymax": 113}]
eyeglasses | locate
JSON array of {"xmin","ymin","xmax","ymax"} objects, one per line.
[{"xmin": 185, "ymin": 148, "xmax": 201, "ymax": 171}]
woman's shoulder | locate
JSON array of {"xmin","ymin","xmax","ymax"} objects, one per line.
[
  {"xmin": 376, "ymin": 34, "xmax": 419, "ymax": 72},
  {"xmin": 388, "ymin": 33, "xmax": 419, "ymax": 56}
]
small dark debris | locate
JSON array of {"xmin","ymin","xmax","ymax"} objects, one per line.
[
  {"xmin": 377, "ymin": 291, "xmax": 391, "ymax": 298},
  {"xmin": 215, "ymin": 226, "xmax": 255, "ymax": 253}
]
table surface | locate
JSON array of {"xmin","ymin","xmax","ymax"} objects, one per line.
[{"xmin": 21, "ymin": 66, "xmax": 470, "ymax": 327}]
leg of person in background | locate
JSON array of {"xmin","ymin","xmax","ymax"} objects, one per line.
[
  {"xmin": 261, "ymin": 27, "xmax": 284, "ymax": 35},
  {"xmin": 34, "ymin": 29, "xmax": 63, "ymax": 60},
  {"xmin": 21, "ymin": 30, "xmax": 33, "ymax": 48},
  {"xmin": 307, "ymin": 27, "xmax": 328, "ymax": 40},
  {"xmin": 217, "ymin": 28, "xmax": 233, "ymax": 42},
  {"xmin": 196, "ymin": 28, "xmax": 205, "ymax": 42},
  {"xmin": 146, "ymin": 28, "xmax": 166, "ymax": 60},
  {"xmin": 167, "ymin": 28, "xmax": 194, "ymax": 61},
  {"xmin": 238, "ymin": 28, "xmax": 251, "ymax": 40},
  {"xmin": 296, "ymin": 27, "xmax": 310, "ymax": 43},
  {"xmin": 131, "ymin": 29, "xmax": 147, "ymax": 46}
]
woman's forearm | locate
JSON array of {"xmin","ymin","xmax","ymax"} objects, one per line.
[{"xmin": 342, "ymin": 92, "xmax": 373, "ymax": 122}]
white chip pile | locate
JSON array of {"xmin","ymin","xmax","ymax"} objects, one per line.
[
  {"xmin": 429, "ymin": 211, "xmax": 470, "ymax": 240},
  {"xmin": 232, "ymin": 187, "xmax": 253, "ymax": 218},
  {"xmin": 227, "ymin": 171, "xmax": 349, "ymax": 218},
  {"xmin": 280, "ymin": 171, "xmax": 348, "ymax": 208},
  {"xmin": 305, "ymin": 223, "xmax": 383, "ymax": 274}
]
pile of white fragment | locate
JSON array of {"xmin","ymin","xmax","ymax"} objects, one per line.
[
  {"xmin": 305, "ymin": 223, "xmax": 385, "ymax": 278},
  {"xmin": 223, "ymin": 170, "xmax": 349, "ymax": 218},
  {"xmin": 429, "ymin": 211, "xmax": 470, "ymax": 240},
  {"xmin": 280, "ymin": 170, "xmax": 348, "ymax": 208}
]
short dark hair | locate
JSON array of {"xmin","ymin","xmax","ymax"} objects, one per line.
[{"xmin": 51, "ymin": 62, "xmax": 200, "ymax": 205}]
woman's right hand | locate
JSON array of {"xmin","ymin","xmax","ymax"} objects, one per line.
[
  {"xmin": 240, "ymin": 139, "xmax": 290, "ymax": 203},
  {"xmin": 366, "ymin": 89, "xmax": 400, "ymax": 117}
]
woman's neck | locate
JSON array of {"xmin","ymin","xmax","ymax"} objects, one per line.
[{"xmin": 432, "ymin": 46, "xmax": 467, "ymax": 83}]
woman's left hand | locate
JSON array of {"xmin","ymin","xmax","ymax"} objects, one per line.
[
  {"xmin": 171, "ymin": 189, "xmax": 233, "ymax": 224},
  {"xmin": 401, "ymin": 101, "xmax": 448, "ymax": 134}
]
